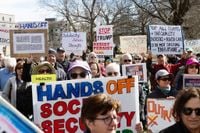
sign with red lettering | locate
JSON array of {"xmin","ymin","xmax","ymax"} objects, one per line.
[
  {"xmin": 32, "ymin": 76, "xmax": 140, "ymax": 133},
  {"xmin": 96, "ymin": 25, "xmax": 113, "ymax": 43},
  {"xmin": 122, "ymin": 63, "xmax": 147, "ymax": 82},
  {"xmin": 147, "ymin": 98, "xmax": 175, "ymax": 132},
  {"xmin": 183, "ymin": 74, "xmax": 200, "ymax": 88}
]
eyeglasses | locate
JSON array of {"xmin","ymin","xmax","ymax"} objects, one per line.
[
  {"xmin": 95, "ymin": 115, "xmax": 121, "ymax": 125},
  {"xmin": 182, "ymin": 107, "xmax": 200, "ymax": 116},
  {"xmin": 70, "ymin": 72, "xmax": 87, "ymax": 79},
  {"xmin": 159, "ymin": 78, "xmax": 170, "ymax": 81},
  {"xmin": 134, "ymin": 58, "xmax": 141, "ymax": 60},
  {"xmin": 124, "ymin": 59, "xmax": 132, "ymax": 63},
  {"xmin": 16, "ymin": 67, "xmax": 23, "ymax": 70},
  {"xmin": 38, "ymin": 69, "xmax": 52, "ymax": 74},
  {"xmin": 188, "ymin": 65, "xmax": 199, "ymax": 69},
  {"xmin": 107, "ymin": 72, "xmax": 118, "ymax": 76}
]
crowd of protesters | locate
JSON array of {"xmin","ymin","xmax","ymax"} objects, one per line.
[{"xmin": 0, "ymin": 47, "xmax": 199, "ymax": 132}]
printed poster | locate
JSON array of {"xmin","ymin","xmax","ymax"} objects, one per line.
[
  {"xmin": 16, "ymin": 21, "xmax": 48, "ymax": 29},
  {"xmin": 147, "ymin": 98, "xmax": 175, "ymax": 133},
  {"xmin": 122, "ymin": 63, "xmax": 147, "ymax": 82},
  {"xmin": 148, "ymin": 25, "xmax": 184, "ymax": 55},
  {"xmin": 183, "ymin": 74, "xmax": 200, "ymax": 88},
  {"xmin": 0, "ymin": 96, "xmax": 42, "ymax": 133},
  {"xmin": 32, "ymin": 76, "xmax": 140, "ymax": 133},
  {"xmin": 0, "ymin": 28, "xmax": 9, "ymax": 46}
]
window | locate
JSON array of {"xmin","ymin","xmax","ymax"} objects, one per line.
[
  {"xmin": 9, "ymin": 18, "xmax": 12, "ymax": 22},
  {"xmin": 2, "ymin": 16, "xmax": 4, "ymax": 21}
]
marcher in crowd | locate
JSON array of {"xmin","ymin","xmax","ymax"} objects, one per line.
[
  {"xmin": 159, "ymin": 88, "xmax": 200, "ymax": 133},
  {"xmin": 0, "ymin": 57, "xmax": 16, "ymax": 92},
  {"xmin": 2, "ymin": 61, "xmax": 24, "ymax": 107},
  {"xmin": 67, "ymin": 59, "xmax": 91, "ymax": 80},
  {"xmin": 56, "ymin": 47, "xmax": 69, "ymax": 74},
  {"xmin": 175, "ymin": 57, "xmax": 200, "ymax": 90},
  {"xmin": 147, "ymin": 69, "xmax": 177, "ymax": 98},
  {"xmin": 89, "ymin": 62, "xmax": 101, "ymax": 78},
  {"xmin": 105, "ymin": 62, "xmax": 120, "ymax": 77}
]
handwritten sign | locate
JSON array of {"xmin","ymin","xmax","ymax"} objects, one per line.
[
  {"xmin": 0, "ymin": 28, "xmax": 9, "ymax": 45},
  {"xmin": 16, "ymin": 21, "xmax": 48, "ymax": 29},
  {"xmin": 32, "ymin": 76, "xmax": 140, "ymax": 133},
  {"xmin": 148, "ymin": 25, "xmax": 184, "ymax": 55},
  {"xmin": 62, "ymin": 32, "xmax": 86, "ymax": 55},
  {"xmin": 0, "ymin": 96, "xmax": 42, "ymax": 133},
  {"xmin": 122, "ymin": 63, "xmax": 147, "ymax": 82},
  {"xmin": 96, "ymin": 25, "xmax": 113, "ymax": 43},
  {"xmin": 185, "ymin": 39, "xmax": 200, "ymax": 54},
  {"xmin": 183, "ymin": 74, "xmax": 200, "ymax": 88},
  {"xmin": 120, "ymin": 35, "xmax": 147, "ymax": 54},
  {"xmin": 147, "ymin": 98, "xmax": 175, "ymax": 133}
]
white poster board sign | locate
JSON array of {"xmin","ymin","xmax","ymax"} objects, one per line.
[
  {"xmin": 32, "ymin": 76, "xmax": 140, "ymax": 133},
  {"xmin": 122, "ymin": 63, "xmax": 147, "ymax": 82},
  {"xmin": 62, "ymin": 32, "xmax": 86, "ymax": 55},
  {"xmin": 147, "ymin": 98, "xmax": 175, "ymax": 133},
  {"xmin": 120, "ymin": 35, "xmax": 147, "ymax": 54},
  {"xmin": 0, "ymin": 29, "xmax": 9, "ymax": 46},
  {"xmin": 148, "ymin": 25, "xmax": 184, "ymax": 55},
  {"xmin": 96, "ymin": 25, "xmax": 113, "ymax": 43},
  {"xmin": 183, "ymin": 74, "xmax": 200, "ymax": 88},
  {"xmin": 184, "ymin": 39, "xmax": 200, "ymax": 54}
]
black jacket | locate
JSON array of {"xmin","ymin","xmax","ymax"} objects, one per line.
[{"xmin": 159, "ymin": 121, "xmax": 190, "ymax": 133}]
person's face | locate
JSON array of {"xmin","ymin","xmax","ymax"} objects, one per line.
[
  {"xmin": 16, "ymin": 65, "xmax": 23, "ymax": 76},
  {"xmin": 122, "ymin": 55, "xmax": 132, "ymax": 65},
  {"xmin": 133, "ymin": 57, "xmax": 142, "ymax": 64},
  {"xmin": 47, "ymin": 54, "xmax": 56, "ymax": 63},
  {"xmin": 106, "ymin": 68, "xmax": 119, "ymax": 77},
  {"xmin": 187, "ymin": 64, "xmax": 199, "ymax": 74},
  {"xmin": 89, "ymin": 55, "xmax": 97, "ymax": 63},
  {"xmin": 38, "ymin": 66, "xmax": 52, "ymax": 74},
  {"xmin": 87, "ymin": 109, "xmax": 120, "ymax": 133},
  {"xmin": 90, "ymin": 63, "xmax": 99, "ymax": 78},
  {"xmin": 181, "ymin": 97, "xmax": 200, "ymax": 131},
  {"xmin": 69, "ymin": 67, "xmax": 89, "ymax": 79},
  {"xmin": 157, "ymin": 76, "xmax": 171, "ymax": 88},
  {"xmin": 56, "ymin": 51, "xmax": 65, "ymax": 61},
  {"xmin": 157, "ymin": 56, "xmax": 166, "ymax": 65}
]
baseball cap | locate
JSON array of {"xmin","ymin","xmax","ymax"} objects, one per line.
[
  {"xmin": 185, "ymin": 47, "xmax": 193, "ymax": 52},
  {"xmin": 67, "ymin": 60, "xmax": 91, "ymax": 73},
  {"xmin": 186, "ymin": 58, "xmax": 199, "ymax": 66},
  {"xmin": 48, "ymin": 48, "xmax": 57, "ymax": 55},
  {"xmin": 57, "ymin": 47, "xmax": 65, "ymax": 52},
  {"xmin": 155, "ymin": 69, "xmax": 173, "ymax": 80}
]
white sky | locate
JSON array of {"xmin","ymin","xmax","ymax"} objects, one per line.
[{"xmin": 0, "ymin": 0, "xmax": 56, "ymax": 22}]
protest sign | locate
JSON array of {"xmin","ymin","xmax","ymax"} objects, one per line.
[
  {"xmin": 0, "ymin": 96, "xmax": 42, "ymax": 133},
  {"xmin": 120, "ymin": 35, "xmax": 147, "ymax": 54},
  {"xmin": 122, "ymin": 63, "xmax": 147, "ymax": 82},
  {"xmin": 62, "ymin": 32, "xmax": 86, "ymax": 56},
  {"xmin": 147, "ymin": 98, "xmax": 175, "ymax": 133},
  {"xmin": 16, "ymin": 21, "xmax": 48, "ymax": 29},
  {"xmin": 148, "ymin": 25, "xmax": 184, "ymax": 55},
  {"xmin": 183, "ymin": 74, "xmax": 200, "ymax": 88},
  {"xmin": 31, "ymin": 74, "xmax": 57, "ymax": 83},
  {"xmin": 93, "ymin": 42, "xmax": 113, "ymax": 55},
  {"xmin": 0, "ymin": 28, "xmax": 9, "ymax": 46},
  {"xmin": 32, "ymin": 76, "xmax": 140, "ymax": 133},
  {"xmin": 184, "ymin": 39, "xmax": 200, "ymax": 54},
  {"xmin": 9, "ymin": 29, "xmax": 48, "ymax": 59},
  {"xmin": 96, "ymin": 25, "xmax": 113, "ymax": 43}
]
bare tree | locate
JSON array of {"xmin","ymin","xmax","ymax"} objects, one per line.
[{"xmin": 131, "ymin": 0, "xmax": 190, "ymax": 25}]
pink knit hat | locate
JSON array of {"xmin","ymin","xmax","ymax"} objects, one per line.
[{"xmin": 186, "ymin": 58, "xmax": 199, "ymax": 66}]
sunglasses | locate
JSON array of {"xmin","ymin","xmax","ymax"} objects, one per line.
[
  {"xmin": 182, "ymin": 107, "xmax": 200, "ymax": 116},
  {"xmin": 188, "ymin": 65, "xmax": 198, "ymax": 69},
  {"xmin": 134, "ymin": 58, "xmax": 141, "ymax": 60},
  {"xmin": 124, "ymin": 59, "xmax": 132, "ymax": 63},
  {"xmin": 17, "ymin": 67, "xmax": 23, "ymax": 70},
  {"xmin": 159, "ymin": 78, "xmax": 170, "ymax": 81},
  {"xmin": 70, "ymin": 72, "xmax": 87, "ymax": 79},
  {"xmin": 90, "ymin": 56, "xmax": 96, "ymax": 59},
  {"xmin": 38, "ymin": 69, "xmax": 52, "ymax": 74},
  {"xmin": 107, "ymin": 72, "xmax": 118, "ymax": 76}
]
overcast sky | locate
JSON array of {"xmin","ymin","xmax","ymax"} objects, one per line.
[{"xmin": 0, "ymin": 0, "xmax": 56, "ymax": 22}]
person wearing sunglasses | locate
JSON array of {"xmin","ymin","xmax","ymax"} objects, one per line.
[
  {"xmin": 105, "ymin": 63, "xmax": 120, "ymax": 77},
  {"xmin": 175, "ymin": 57, "xmax": 200, "ymax": 91},
  {"xmin": 147, "ymin": 69, "xmax": 177, "ymax": 99},
  {"xmin": 67, "ymin": 60, "xmax": 91, "ymax": 80},
  {"xmin": 159, "ymin": 88, "xmax": 200, "ymax": 133}
]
